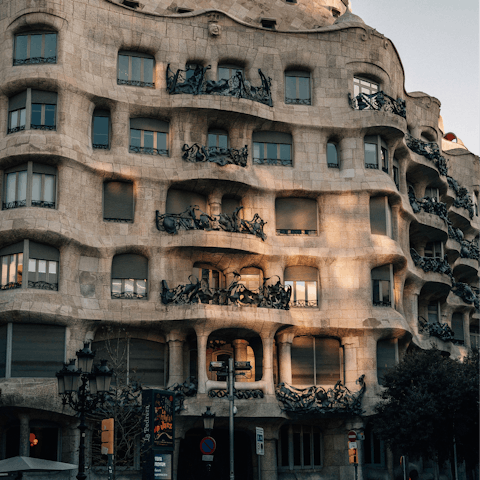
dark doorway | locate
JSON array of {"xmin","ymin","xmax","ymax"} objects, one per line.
[{"xmin": 177, "ymin": 428, "xmax": 254, "ymax": 480}]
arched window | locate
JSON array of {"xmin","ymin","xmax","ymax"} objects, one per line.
[
  {"xmin": 117, "ymin": 51, "xmax": 155, "ymax": 87},
  {"xmin": 327, "ymin": 142, "xmax": 339, "ymax": 168},
  {"xmin": 103, "ymin": 181, "xmax": 134, "ymax": 222},
  {"xmin": 276, "ymin": 198, "xmax": 317, "ymax": 235},
  {"xmin": 451, "ymin": 313, "xmax": 464, "ymax": 345},
  {"xmin": 3, "ymin": 162, "xmax": 57, "ymax": 210},
  {"xmin": 278, "ymin": 424, "xmax": 322, "ymax": 470},
  {"xmin": 285, "ymin": 266, "xmax": 318, "ymax": 307},
  {"xmin": 253, "ymin": 132, "xmax": 292, "ymax": 166},
  {"xmin": 354, "ymin": 76, "xmax": 379, "ymax": 97},
  {"xmin": 371, "ymin": 265, "xmax": 393, "ymax": 307},
  {"xmin": 377, "ymin": 338, "xmax": 397, "ymax": 385},
  {"xmin": 111, "ymin": 254, "xmax": 148, "ymax": 299},
  {"xmin": 92, "ymin": 109, "xmax": 110, "ymax": 149},
  {"xmin": 129, "ymin": 118, "xmax": 169, "ymax": 155},
  {"xmin": 364, "ymin": 135, "xmax": 388, "ymax": 172},
  {"xmin": 369, "ymin": 197, "xmax": 392, "ymax": 237},
  {"xmin": 285, "ymin": 71, "xmax": 311, "ymax": 105},
  {"xmin": 14, "ymin": 30, "xmax": 57, "ymax": 65}
]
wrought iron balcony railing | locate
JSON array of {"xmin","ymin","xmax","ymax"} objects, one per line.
[
  {"xmin": 117, "ymin": 79, "xmax": 155, "ymax": 88},
  {"xmin": 253, "ymin": 157, "xmax": 292, "ymax": 166},
  {"xmin": 3, "ymin": 200, "xmax": 27, "ymax": 210},
  {"xmin": 31, "ymin": 124, "xmax": 56, "ymax": 131},
  {"xmin": 277, "ymin": 229, "xmax": 317, "ymax": 235},
  {"xmin": 418, "ymin": 316, "xmax": 455, "ymax": 342},
  {"xmin": 7, "ymin": 126, "xmax": 25, "ymax": 134},
  {"xmin": 156, "ymin": 206, "xmax": 267, "ymax": 241},
  {"xmin": 452, "ymin": 282, "xmax": 479, "ymax": 310},
  {"xmin": 285, "ymin": 97, "xmax": 311, "ymax": 105},
  {"xmin": 348, "ymin": 91, "xmax": 406, "ymax": 118},
  {"xmin": 0, "ymin": 282, "xmax": 22, "ymax": 291},
  {"xmin": 129, "ymin": 146, "xmax": 168, "ymax": 156},
  {"xmin": 182, "ymin": 144, "xmax": 248, "ymax": 167},
  {"xmin": 32, "ymin": 200, "xmax": 55, "ymax": 209},
  {"xmin": 275, "ymin": 375, "xmax": 365, "ymax": 415},
  {"xmin": 405, "ymin": 134, "xmax": 448, "ymax": 176},
  {"xmin": 289, "ymin": 300, "xmax": 318, "ymax": 308},
  {"xmin": 448, "ymin": 226, "xmax": 479, "ymax": 260},
  {"xmin": 365, "ymin": 163, "xmax": 379, "ymax": 169},
  {"xmin": 408, "ymin": 186, "xmax": 449, "ymax": 223},
  {"xmin": 410, "ymin": 248, "xmax": 454, "ymax": 281},
  {"xmin": 209, "ymin": 389, "xmax": 264, "ymax": 399},
  {"xmin": 93, "ymin": 144, "xmax": 109, "ymax": 150},
  {"xmin": 373, "ymin": 300, "xmax": 392, "ymax": 307},
  {"xmin": 13, "ymin": 56, "xmax": 56, "ymax": 66},
  {"xmin": 28, "ymin": 281, "xmax": 58, "ymax": 291},
  {"xmin": 167, "ymin": 64, "xmax": 273, "ymax": 106},
  {"xmin": 111, "ymin": 291, "xmax": 148, "ymax": 300},
  {"xmin": 447, "ymin": 176, "xmax": 475, "ymax": 219},
  {"xmin": 161, "ymin": 273, "xmax": 291, "ymax": 310}
]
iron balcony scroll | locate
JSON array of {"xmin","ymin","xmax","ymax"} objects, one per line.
[
  {"xmin": 156, "ymin": 205, "xmax": 267, "ymax": 241},
  {"xmin": 452, "ymin": 282, "xmax": 479, "ymax": 310},
  {"xmin": 14, "ymin": 56, "xmax": 56, "ymax": 66},
  {"xmin": 167, "ymin": 64, "xmax": 273, "ymax": 106},
  {"xmin": 408, "ymin": 186, "xmax": 449, "ymax": 223},
  {"xmin": 208, "ymin": 388, "xmax": 264, "ymax": 399},
  {"xmin": 447, "ymin": 176, "xmax": 475, "ymax": 219},
  {"xmin": 418, "ymin": 316, "xmax": 455, "ymax": 342},
  {"xmin": 405, "ymin": 134, "xmax": 448, "ymax": 176},
  {"xmin": 167, "ymin": 377, "xmax": 198, "ymax": 412},
  {"xmin": 161, "ymin": 272, "xmax": 292, "ymax": 310},
  {"xmin": 410, "ymin": 248, "xmax": 454, "ymax": 281},
  {"xmin": 448, "ymin": 225, "xmax": 479, "ymax": 260},
  {"xmin": 276, "ymin": 375, "xmax": 365, "ymax": 415},
  {"xmin": 348, "ymin": 91, "xmax": 406, "ymax": 118},
  {"xmin": 182, "ymin": 144, "xmax": 248, "ymax": 167}
]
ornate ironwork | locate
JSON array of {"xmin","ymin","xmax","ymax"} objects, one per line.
[
  {"xmin": 129, "ymin": 146, "xmax": 168, "ymax": 156},
  {"xmin": 28, "ymin": 280, "xmax": 58, "ymax": 291},
  {"xmin": 365, "ymin": 163, "xmax": 379, "ymax": 169},
  {"xmin": 2, "ymin": 200, "xmax": 27, "ymax": 209},
  {"xmin": 167, "ymin": 377, "xmax": 198, "ymax": 412},
  {"xmin": 408, "ymin": 186, "xmax": 449, "ymax": 222},
  {"xmin": 167, "ymin": 64, "xmax": 273, "ymax": 106},
  {"xmin": 104, "ymin": 218, "xmax": 133, "ymax": 223},
  {"xmin": 156, "ymin": 206, "xmax": 267, "ymax": 241},
  {"xmin": 452, "ymin": 282, "xmax": 479, "ymax": 310},
  {"xmin": 410, "ymin": 248, "xmax": 454, "ymax": 280},
  {"xmin": 373, "ymin": 300, "xmax": 392, "ymax": 307},
  {"xmin": 289, "ymin": 300, "xmax": 318, "ymax": 308},
  {"xmin": 447, "ymin": 225, "xmax": 479, "ymax": 260},
  {"xmin": 32, "ymin": 200, "xmax": 55, "ymax": 209},
  {"xmin": 285, "ymin": 97, "xmax": 311, "ymax": 105},
  {"xmin": 117, "ymin": 79, "xmax": 154, "ymax": 88},
  {"xmin": 253, "ymin": 157, "xmax": 292, "ymax": 166},
  {"xmin": 111, "ymin": 292, "xmax": 147, "ymax": 300},
  {"xmin": 348, "ymin": 91, "xmax": 406, "ymax": 118},
  {"xmin": 13, "ymin": 56, "xmax": 56, "ymax": 65},
  {"xmin": 7, "ymin": 126, "xmax": 25, "ymax": 134},
  {"xmin": 30, "ymin": 124, "xmax": 56, "ymax": 130},
  {"xmin": 447, "ymin": 176, "xmax": 475, "ymax": 219},
  {"xmin": 182, "ymin": 144, "xmax": 248, "ymax": 167},
  {"xmin": 276, "ymin": 375, "xmax": 365, "ymax": 415},
  {"xmin": 0, "ymin": 282, "xmax": 22, "ymax": 290},
  {"xmin": 405, "ymin": 134, "xmax": 448, "ymax": 176},
  {"xmin": 327, "ymin": 163, "xmax": 339, "ymax": 168},
  {"xmin": 92, "ymin": 144, "xmax": 109, "ymax": 150},
  {"xmin": 418, "ymin": 316, "xmax": 455, "ymax": 341},
  {"xmin": 161, "ymin": 272, "xmax": 292, "ymax": 310},
  {"xmin": 208, "ymin": 388, "xmax": 264, "ymax": 399}
]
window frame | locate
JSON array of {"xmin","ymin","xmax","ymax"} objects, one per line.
[
  {"xmin": 424, "ymin": 241, "xmax": 443, "ymax": 259},
  {"xmin": 427, "ymin": 301, "xmax": 441, "ymax": 324},
  {"xmin": 117, "ymin": 51, "xmax": 155, "ymax": 88},
  {"xmin": 354, "ymin": 76, "xmax": 379, "ymax": 97},
  {"xmin": 364, "ymin": 423, "xmax": 385, "ymax": 465},
  {"xmin": 129, "ymin": 118, "xmax": 169, "ymax": 156},
  {"xmin": 217, "ymin": 64, "xmax": 244, "ymax": 82},
  {"xmin": 277, "ymin": 424, "xmax": 322, "ymax": 471},
  {"xmin": 364, "ymin": 135, "xmax": 388, "ymax": 172},
  {"xmin": 424, "ymin": 187, "xmax": 440, "ymax": 201},
  {"xmin": 284, "ymin": 71, "xmax": 311, "ymax": 105},
  {"xmin": 252, "ymin": 131, "xmax": 293, "ymax": 167},
  {"xmin": 371, "ymin": 265, "xmax": 394, "ymax": 307},
  {"xmin": 92, "ymin": 109, "xmax": 111, "ymax": 149},
  {"xmin": 208, "ymin": 129, "xmax": 229, "ymax": 149},
  {"xmin": 13, "ymin": 31, "xmax": 57, "ymax": 66},
  {"xmin": 111, "ymin": 254, "xmax": 148, "ymax": 300},
  {"xmin": 326, "ymin": 142, "xmax": 339, "ymax": 168}
]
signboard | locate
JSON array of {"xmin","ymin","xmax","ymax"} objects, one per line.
[
  {"xmin": 347, "ymin": 430, "xmax": 357, "ymax": 442},
  {"xmin": 200, "ymin": 436, "xmax": 216, "ymax": 455},
  {"xmin": 349, "ymin": 441, "xmax": 358, "ymax": 449},
  {"xmin": 153, "ymin": 453, "xmax": 172, "ymax": 479},
  {"xmin": 256, "ymin": 427, "xmax": 265, "ymax": 456}
]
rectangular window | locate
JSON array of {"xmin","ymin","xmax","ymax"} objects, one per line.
[
  {"xmin": 208, "ymin": 132, "xmax": 228, "ymax": 149},
  {"xmin": 28, "ymin": 258, "xmax": 58, "ymax": 290},
  {"xmin": 14, "ymin": 32, "xmax": 57, "ymax": 65},
  {"xmin": 424, "ymin": 242, "xmax": 443, "ymax": 258},
  {"xmin": 370, "ymin": 197, "xmax": 392, "ymax": 237},
  {"xmin": 372, "ymin": 265, "xmax": 393, "ymax": 307},
  {"xmin": 365, "ymin": 143, "xmax": 378, "ymax": 169},
  {"xmin": 218, "ymin": 65, "xmax": 244, "ymax": 81},
  {"xmin": 327, "ymin": 143, "xmax": 339, "ymax": 168},
  {"xmin": 278, "ymin": 425, "xmax": 322, "ymax": 470},
  {"xmin": 129, "ymin": 129, "xmax": 168, "ymax": 155},
  {"xmin": 285, "ymin": 72, "xmax": 311, "ymax": 105},
  {"xmin": 0, "ymin": 253, "xmax": 23, "ymax": 290},
  {"xmin": 30, "ymin": 104, "xmax": 56, "ymax": 130},
  {"xmin": 354, "ymin": 77, "xmax": 379, "ymax": 97},
  {"xmin": 111, "ymin": 279, "xmax": 147, "ymax": 299},
  {"xmin": 93, "ymin": 115, "xmax": 110, "ymax": 148},
  {"xmin": 253, "ymin": 142, "xmax": 292, "ymax": 166},
  {"xmin": 425, "ymin": 187, "xmax": 439, "ymax": 201},
  {"xmin": 8, "ymin": 108, "xmax": 27, "ymax": 134},
  {"xmin": 117, "ymin": 53, "xmax": 155, "ymax": 87},
  {"xmin": 104, "ymin": 182, "xmax": 134, "ymax": 222},
  {"xmin": 428, "ymin": 302, "xmax": 439, "ymax": 324}
]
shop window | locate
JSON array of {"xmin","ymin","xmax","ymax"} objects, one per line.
[
  {"xmin": 364, "ymin": 423, "xmax": 385, "ymax": 465},
  {"xmin": 129, "ymin": 118, "xmax": 169, "ymax": 155},
  {"xmin": 371, "ymin": 265, "xmax": 393, "ymax": 307},
  {"xmin": 208, "ymin": 129, "xmax": 228, "ymax": 149},
  {"xmin": 166, "ymin": 189, "xmax": 207, "ymax": 214},
  {"xmin": 0, "ymin": 323, "xmax": 65, "ymax": 378},
  {"xmin": 327, "ymin": 142, "xmax": 339, "ymax": 168},
  {"xmin": 3, "ymin": 162, "xmax": 57, "ymax": 210},
  {"xmin": 276, "ymin": 198, "xmax": 317, "ymax": 235},
  {"xmin": 103, "ymin": 181, "xmax": 134, "ymax": 222},
  {"xmin": 111, "ymin": 254, "xmax": 148, "ymax": 299},
  {"xmin": 117, "ymin": 51, "xmax": 155, "ymax": 87},
  {"xmin": 253, "ymin": 131, "xmax": 292, "ymax": 166},
  {"xmin": 14, "ymin": 31, "xmax": 57, "ymax": 65},
  {"xmin": 424, "ymin": 241, "xmax": 443, "ymax": 259},
  {"xmin": 369, "ymin": 197, "xmax": 392, "ymax": 237},
  {"xmin": 364, "ymin": 135, "xmax": 388, "ymax": 171},
  {"xmin": 278, "ymin": 424, "xmax": 322, "ymax": 470},
  {"xmin": 354, "ymin": 76, "xmax": 379, "ymax": 97},
  {"xmin": 377, "ymin": 338, "xmax": 397, "ymax": 385},
  {"xmin": 218, "ymin": 64, "xmax": 244, "ymax": 81},
  {"xmin": 284, "ymin": 266, "xmax": 318, "ymax": 308},
  {"xmin": 451, "ymin": 312, "xmax": 464, "ymax": 345},
  {"xmin": 285, "ymin": 71, "xmax": 311, "ymax": 105},
  {"xmin": 0, "ymin": 240, "xmax": 59, "ymax": 291},
  {"xmin": 92, "ymin": 109, "xmax": 110, "ymax": 149},
  {"xmin": 291, "ymin": 337, "xmax": 340, "ymax": 385}
]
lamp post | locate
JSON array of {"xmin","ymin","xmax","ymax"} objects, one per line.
[
  {"xmin": 209, "ymin": 359, "xmax": 251, "ymax": 480},
  {"xmin": 202, "ymin": 406, "xmax": 216, "ymax": 436},
  {"xmin": 56, "ymin": 343, "xmax": 113, "ymax": 480}
]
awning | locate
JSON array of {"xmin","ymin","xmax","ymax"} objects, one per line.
[{"xmin": 0, "ymin": 456, "xmax": 77, "ymax": 474}]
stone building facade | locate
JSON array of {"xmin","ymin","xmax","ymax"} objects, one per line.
[{"xmin": 0, "ymin": 0, "xmax": 478, "ymax": 479}]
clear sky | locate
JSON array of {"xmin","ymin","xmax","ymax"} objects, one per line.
[{"xmin": 352, "ymin": 0, "xmax": 479, "ymax": 155}]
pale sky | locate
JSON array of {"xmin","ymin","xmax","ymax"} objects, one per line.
[{"xmin": 352, "ymin": 0, "xmax": 479, "ymax": 155}]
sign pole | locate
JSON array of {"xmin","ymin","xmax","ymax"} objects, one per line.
[{"xmin": 229, "ymin": 357, "xmax": 235, "ymax": 480}]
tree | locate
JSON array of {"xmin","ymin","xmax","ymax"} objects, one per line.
[{"xmin": 373, "ymin": 347, "xmax": 479, "ymax": 477}]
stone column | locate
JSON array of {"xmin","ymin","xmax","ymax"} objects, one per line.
[
  {"xmin": 197, "ymin": 334, "xmax": 209, "ymax": 394},
  {"xmin": 341, "ymin": 337, "xmax": 359, "ymax": 388},
  {"xmin": 276, "ymin": 332, "xmax": 294, "ymax": 385},
  {"xmin": 261, "ymin": 334, "xmax": 275, "ymax": 395},
  {"xmin": 232, "ymin": 339, "xmax": 249, "ymax": 382},
  {"xmin": 166, "ymin": 331, "xmax": 186, "ymax": 386},
  {"xmin": 463, "ymin": 312, "xmax": 471, "ymax": 349},
  {"xmin": 207, "ymin": 190, "xmax": 222, "ymax": 217},
  {"xmin": 18, "ymin": 414, "xmax": 30, "ymax": 457},
  {"xmin": 261, "ymin": 438, "xmax": 278, "ymax": 480},
  {"xmin": 386, "ymin": 446, "xmax": 395, "ymax": 480}
]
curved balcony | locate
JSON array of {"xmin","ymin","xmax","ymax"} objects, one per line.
[
  {"xmin": 452, "ymin": 257, "xmax": 478, "ymax": 285},
  {"xmin": 405, "ymin": 134, "xmax": 448, "ymax": 177},
  {"xmin": 448, "ymin": 206, "xmax": 477, "ymax": 235},
  {"xmin": 409, "ymin": 249, "xmax": 454, "ymax": 286},
  {"xmin": 348, "ymin": 91, "xmax": 406, "ymax": 118}
]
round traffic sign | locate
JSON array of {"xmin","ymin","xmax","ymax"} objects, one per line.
[
  {"xmin": 347, "ymin": 430, "xmax": 357, "ymax": 442},
  {"xmin": 200, "ymin": 436, "xmax": 216, "ymax": 455}
]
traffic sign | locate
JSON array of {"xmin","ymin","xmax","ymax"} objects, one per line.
[
  {"xmin": 256, "ymin": 427, "xmax": 265, "ymax": 456},
  {"xmin": 349, "ymin": 442, "xmax": 357, "ymax": 449},
  {"xmin": 200, "ymin": 436, "xmax": 216, "ymax": 455},
  {"xmin": 347, "ymin": 430, "xmax": 357, "ymax": 442}
]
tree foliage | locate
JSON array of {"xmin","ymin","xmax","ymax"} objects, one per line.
[{"xmin": 373, "ymin": 347, "xmax": 479, "ymax": 470}]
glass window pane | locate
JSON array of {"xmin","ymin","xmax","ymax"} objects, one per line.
[
  {"xmin": 380, "ymin": 280, "xmax": 390, "ymax": 304},
  {"xmin": 285, "ymin": 76, "xmax": 296, "ymax": 99},
  {"xmin": 266, "ymin": 143, "xmax": 277, "ymax": 160},
  {"xmin": 44, "ymin": 175, "xmax": 55, "ymax": 203},
  {"xmin": 218, "ymin": 67, "xmax": 230, "ymax": 81},
  {"xmin": 280, "ymin": 427, "xmax": 289, "ymax": 467},
  {"xmin": 10, "ymin": 111, "xmax": 18, "ymax": 128},
  {"xmin": 118, "ymin": 55, "xmax": 129, "ymax": 81},
  {"xmin": 48, "ymin": 261, "xmax": 57, "ymax": 275},
  {"xmin": 30, "ymin": 34, "xmax": 42, "ymax": 58},
  {"xmin": 296, "ymin": 281, "xmax": 306, "ymax": 303},
  {"xmin": 44, "ymin": 34, "xmax": 56, "ymax": 58},
  {"xmin": 130, "ymin": 129, "xmax": 141, "ymax": 147},
  {"xmin": 157, "ymin": 132, "xmax": 167, "ymax": 151},
  {"xmin": 144, "ymin": 58, "xmax": 154, "ymax": 83},
  {"xmin": 17, "ymin": 254, "xmax": 23, "ymax": 284},
  {"xmin": 144, "ymin": 131, "xmax": 154, "ymax": 149},
  {"xmin": 280, "ymin": 144, "xmax": 291, "ymax": 161},
  {"xmin": 313, "ymin": 431, "xmax": 321, "ymax": 465},
  {"xmin": 303, "ymin": 431, "xmax": 311, "ymax": 466},
  {"xmin": 131, "ymin": 56, "xmax": 141, "ymax": 82},
  {"xmin": 8, "ymin": 255, "xmax": 16, "ymax": 283},
  {"xmin": 306, "ymin": 282, "xmax": 317, "ymax": 305},
  {"xmin": 354, "ymin": 84, "xmax": 360, "ymax": 96},
  {"xmin": 111, "ymin": 279, "xmax": 122, "ymax": 294},
  {"xmin": 19, "ymin": 109, "xmax": 26, "ymax": 127},
  {"xmin": 293, "ymin": 430, "xmax": 301, "ymax": 466},
  {"xmin": 93, "ymin": 116, "xmax": 109, "ymax": 145},
  {"xmin": 17, "ymin": 171, "xmax": 27, "ymax": 202},
  {"xmin": 38, "ymin": 260, "xmax": 47, "ymax": 274},
  {"xmin": 136, "ymin": 279, "xmax": 146, "ymax": 296},
  {"xmin": 1, "ymin": 257, "xmax": 8, "ymax": 285},
  {"xmin": 208, "ymin": 134, "xmax": 217, "ymax": 147},
  {"xmin": 373, "ymin": 279, "xmax": 380, "ymax": 304},
  {"xmin": 298, "ymin": 77, "xmax": 310, "ymax": 100},
  {"xmin": 29, "ymin": 259, "xmax": 36, "ymax": 272},
  {"xmin": 44, "ymin": 105, "xmax": 56, "ymax": 126},
  {"xmin": 218, "ymin": 135, "xmax": 228, "ymax": 149},
  {"xmin": 32, "ymin": 173, "xmax": 42, "ymax": 202},
  {"xmin": 15, "ymin": 35, "xmax": 28, "ymax": 60},
  {"xmin": 365, "ymin": 143, "xmax": 377, "ymax": 165},
  {"xmin": 327, "ymin": 143, "xmax": 338, "ymax": 165},
  {"xmin": 253, "ymin": 142, "xmax": 263, "ymax": 159},
  {"xmin": 124, "ymin": 279, "xmax": 134, "ymax": 293},
  {"xmin": 31, "ymin": 104, "xmax": 42, "ymax": 125},
  {"xmin": 6, "ymin": 173, "xmax": 17, "ymax": 203}
]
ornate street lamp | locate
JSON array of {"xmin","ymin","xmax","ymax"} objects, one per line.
[
  {"xmin": 202, "ymin": 406, "xmax": 216, "ymax": 436},
  {"xmin": 56, "ymin": 343, "xmax": 113, "ymax": 480}
]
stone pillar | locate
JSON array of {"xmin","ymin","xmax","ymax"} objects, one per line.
[
  {"xmin": 463, "ymin": 312, "xmax": 471, "ymax": 349},
  {"xmin": 18, "ymin": 414, "xmax": 30, "ymax": 457},
  {"xmin": 341, "ymin": 337, "xmax": 359, "ymax": 388},
  {"xmin": 261, "ymin": 334, "xmax": 275, "ymax": 395},
  {"xmin": 166, "ymin": 331, "xmax": 186, "ymax": 386},
  {"xmin": 207, "ymin": 190, "xmax": 222, "ymax": 217},
  {"xmin": 386, "ymin": 446, "xmax": 395, "ymax": 480},
  {"xmin": 261, "ymin": 438, "xmax": 278, "ymax": 480},
  {"xmin": 232, "ymin": 339, "xmax": 249, "ymax": 382},
  {"xmin": 224, "ymin": 268, "xmax": 238, "ymax": 289},
  {"xmin": 276, "ymin": 332, "xmax": 294, "ymax": 385},
  {"xmin": 197, "ymin": 334, "xmax": 209, "ymax": 394},
  {"xmin": 412, "ymin": 293, "xmax": 420, "ymax": 335}
]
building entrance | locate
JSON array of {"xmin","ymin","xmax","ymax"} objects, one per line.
[{"xmin": 177, "ymin": 427, "xmax": 254, "ymax": 480}]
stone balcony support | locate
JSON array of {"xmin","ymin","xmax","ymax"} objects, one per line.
[
  {"xmin": 276, "ymin": 332, "xmax": 294, "ymax": 385},
  {"xmin": 166, "ymin": 330, "xmax": 187, "ymax": 386}
]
